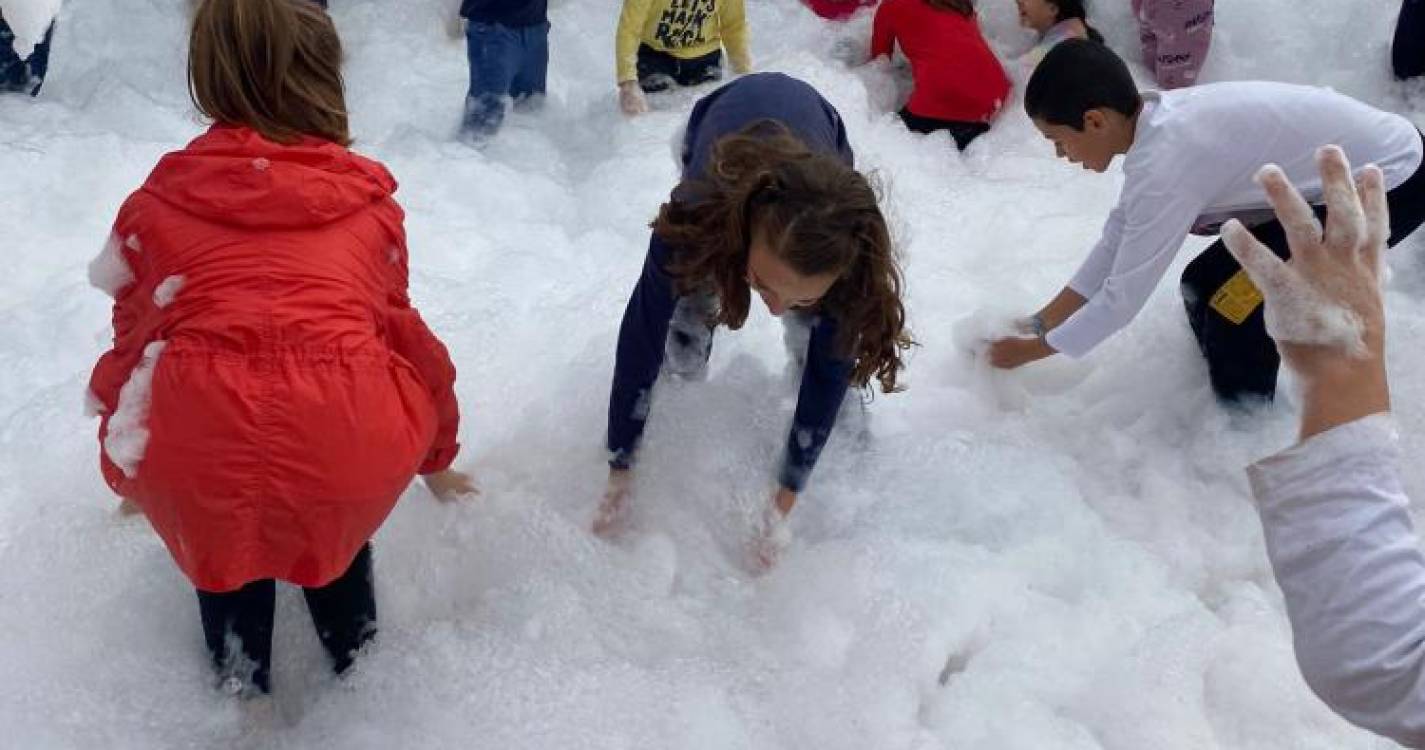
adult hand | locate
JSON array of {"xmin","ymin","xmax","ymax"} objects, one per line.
[
  {"xmin": 423, "ymin": 469, "xmax": 479, "ymax": 502},
  {"xmin": 987, "ymin": 335, "xmax": 1055, "ymax": 370},
  {"xmin": 1221, "ymin": 146, "xmax": 1391, "ymax": 440},
  {"xmin": 618, "ymin": 82, "xmax": 648, "ymax": 116},
  {"xmin": 593, "ymin": 468, "xmax": 634, "ymax": 538}
]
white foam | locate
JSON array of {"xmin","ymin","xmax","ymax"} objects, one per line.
[
  {"xmin": 102, "ymin": 340, "xmax": 166, "ymax": 479},
  {"xmin": 151, "ymin": 275, "xmax": 184, "ymax": 308},
  {"xmin": 86, "ymin": 233, "xmax": 135, "ymax": 298}
]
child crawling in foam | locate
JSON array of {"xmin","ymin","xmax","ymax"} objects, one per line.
[{"xmin": 987, "ymin": 40, "xmax": 1425, "ymax": 406}]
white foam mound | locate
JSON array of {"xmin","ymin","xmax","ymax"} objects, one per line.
[
  {"xmin": 87, "ymin": 233, "xmax": 135, "ymax": 298},
  {"xmin": 102, "ymin": 340, "xmax": 165, "ymax": 479},
  {"xmin": 152, "ymin": 274, "xmax": 183, "ymax": 308}
]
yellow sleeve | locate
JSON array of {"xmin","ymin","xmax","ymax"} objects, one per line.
[
  {"xmin": 719, "ymin": 0, "xmax": 752, "ymax": 74},
  {"xmin": 616, "ymin": 0, "xmax": 657, "ymax": 84}
]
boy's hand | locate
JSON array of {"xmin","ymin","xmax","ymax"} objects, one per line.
[
  {"xmin": 618, "ymin": 82, "xmax": 648, "ymax": 116},
  {"xmin": 987, "ymin": 336, "xmax": 1055, "ymax": 370},
  {"xmin": 1221, "ymin": 146, "xmax": 1391, "ymax": 439},
  {"xmin": 593, "ymin": 469, "xmax": 634, "ymax": 538},
  {"xmin": 423, "ymin": 469, "xmax": 478, "ymax": 502}
]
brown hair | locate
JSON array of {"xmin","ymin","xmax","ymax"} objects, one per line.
[
  {"xmin": 189, "ymin": 0, "xmax": 350, "ymax": 146},
  {"xmin": 654, "ymin": 123, "xmax": 913, "ymax": 393},
  {"xmin": 925, "ymin": 0, "xmax": 974, "ymax": 15}
]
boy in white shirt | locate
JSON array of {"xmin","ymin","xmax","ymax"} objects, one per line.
[{"xmin": 988, "ymin": 39, "xmax": 1425, "ymax": 404}]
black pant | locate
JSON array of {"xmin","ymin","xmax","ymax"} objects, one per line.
[
  {"xmin": 1181, "ymin": 137, "xmax": 1425, "ymax": 403},
  {"xmin": 898, "ymin": 108, "xmax": 990, "ymax": 151},
  {"xmin": 637, "ymin": 44, "xmax": 722, "ymax": 93},
  {"xmin": 196, "ymin": 544, "xmax": 376, "ymax": 694},
  {"xmin": 1396, "ymin": 0, "xmax": 1425, "ymax": 80}
]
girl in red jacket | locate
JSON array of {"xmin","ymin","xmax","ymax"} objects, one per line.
[
  {"xmin": 87, "ymin": 0, "xmax": 473, "ymax": 697},
  {"xmin": 870, "ymin": 0, "xmax": 1011, "ymax": 150}
]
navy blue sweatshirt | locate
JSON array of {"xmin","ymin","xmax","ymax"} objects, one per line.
[
  {"xmin": 607, "ymin": 73, "xmax": 856, "ymax": 493},
  {"xmin": 460, "ymin": 0, "xmax": 548, "ymax": 27}
]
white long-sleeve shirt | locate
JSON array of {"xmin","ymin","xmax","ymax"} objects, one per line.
[
  {"xmin": 1046, "ymin": 83, "xmax": 1423, "ymax": 358},
  {"xmin": 1249, "ymin": 414, "xmax": 1425, "ymax": 748}
]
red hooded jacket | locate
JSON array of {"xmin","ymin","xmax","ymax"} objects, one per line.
[{"xmin": 88, "ymin": 125, "xmax": 460, "ymax": 592}]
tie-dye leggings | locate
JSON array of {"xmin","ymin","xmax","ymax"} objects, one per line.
[{"xmin": 1131, "ymin": 0, "xmax": 1215, "ymax": 89}]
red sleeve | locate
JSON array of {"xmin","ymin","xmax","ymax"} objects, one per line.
[
  {"xmin": 88, "ymin": 198, "xmax": 152, "ymax": 417},
  {"xmin": 869, "ymin": 0, "xmax": 897, "ymax": 59},
  {"xmin": 381, "ymin": 220, "xmax": 461, "ymax": 474},
  {"xmin": 88, "ymin": 198, "xmax": 155, "ymax": 495}
]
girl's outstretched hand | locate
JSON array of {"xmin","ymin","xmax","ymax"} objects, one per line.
[
  {"xmin": 593, "ymin": 469, "xmax": 634, "ymax": 538},
  {"xmin": 749, "ymin": 492, "xmax": 794, "ymax": 574},
  {"xmin": 423, "ymin": 469, "xmax": 479, "ymax": 502}
]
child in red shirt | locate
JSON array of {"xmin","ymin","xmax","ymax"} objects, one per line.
[{"xmin": 870, "ymin": 0, "xmax": 1011, "ymax": 149}]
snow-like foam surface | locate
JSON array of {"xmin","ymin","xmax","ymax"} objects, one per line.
[{"xmin": 2, "ymin": 0, "xmax": 1423, "ymax": 746}]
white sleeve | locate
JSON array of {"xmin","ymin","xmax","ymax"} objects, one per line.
[
  {"xmin": 1248, "ymin": 414, "xmax": 1425, "ymax": 749},
  {"xmin": 1045, "ymin": 188, "xmax": 1199, "ymax": 358},
  {"xmin": 1065, "ymin": 205, "xmax": 1125, "ymax": 298}
]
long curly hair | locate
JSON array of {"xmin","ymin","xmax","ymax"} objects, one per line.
[{"xmin": 653, "ymin": 122, "xmax": 913, "ymax": 393}]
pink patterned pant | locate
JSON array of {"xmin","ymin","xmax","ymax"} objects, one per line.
[{"xmin": 1131, "ymin": 0, "xmax": 1215, "ymax": 89}]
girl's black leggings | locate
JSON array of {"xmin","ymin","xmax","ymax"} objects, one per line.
[
  {"xmin": 195, "ymin": 543, "xmax": 376, "ymax": 694},
  {"xmin": 1396, "ymin": 0, "xmax": 1425, "ymax": 80}
]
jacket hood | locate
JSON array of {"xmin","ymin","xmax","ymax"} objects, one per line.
[{"xmin": 142, "ymin": 124, "xmax": 397, "ymax": 230}]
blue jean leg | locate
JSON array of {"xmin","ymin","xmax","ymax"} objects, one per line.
[
  {"xmin": 464, "ymin": 22, "xmax": 520, "ymax": 137},
  {"xmin": 0, "ymin": 16, "xmax": 24, "ymax": 91},
  {"xmin": 1, "ymin": 19, "xmax": 54, "ymax": 95},
  {"xmin": 509, "ymin": 22, "xmax": 549, "ymax": 100}
]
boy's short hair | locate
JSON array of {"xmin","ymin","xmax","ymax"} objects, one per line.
[{"xmin": 1025, "ymin": 39, "xmax": 1143, "ymax": 130}]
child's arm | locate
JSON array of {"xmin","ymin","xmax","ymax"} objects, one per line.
[
  {"xmin": 989, "ymin": 183, "xmax": 1203, "ymax": 369},
  {"xmin": 607, "ymin": 235, "xmax": 680, "ymax": 473},
  {"xmin": 1044, "ymin": 193, "xmax": 1200, "ymax": 359},
  {"xmin": 720, "ymin": 0, "xmax": 753, "ymax": 74},
  {"xmin": 778, "ymin": 313, "xmax": 854, "ymax": 498},
  {"xmin": 88, "ymin": 233, "xmax": 146, "ymax": 415},
  {"xmin": 382, "ymin": 236, "xmax": 461, "ymax": 475},
  {"xmin": 615, "ymin": 0, "xmax": 654, "ymax": 85},
  {"xmin": 1034, "ymin": 287, "xmax": 1089, "ymax": 332},
  {"xmin": 88, "ymin": 202, "xmax": 158, "ymax": 495},
  {"xmin": 868, "ymin": 1, "xmax": 895, "ymax": 60}
]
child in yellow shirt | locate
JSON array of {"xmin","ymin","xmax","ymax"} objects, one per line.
[{"xmin": 615, "ymin": 0, "xmax": 753, "ymax": 114}]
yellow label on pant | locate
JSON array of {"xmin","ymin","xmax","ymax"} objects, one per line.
[{"xmin": 1209, "ymin": 270, "xmax": 1264, "ymax": 325}]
